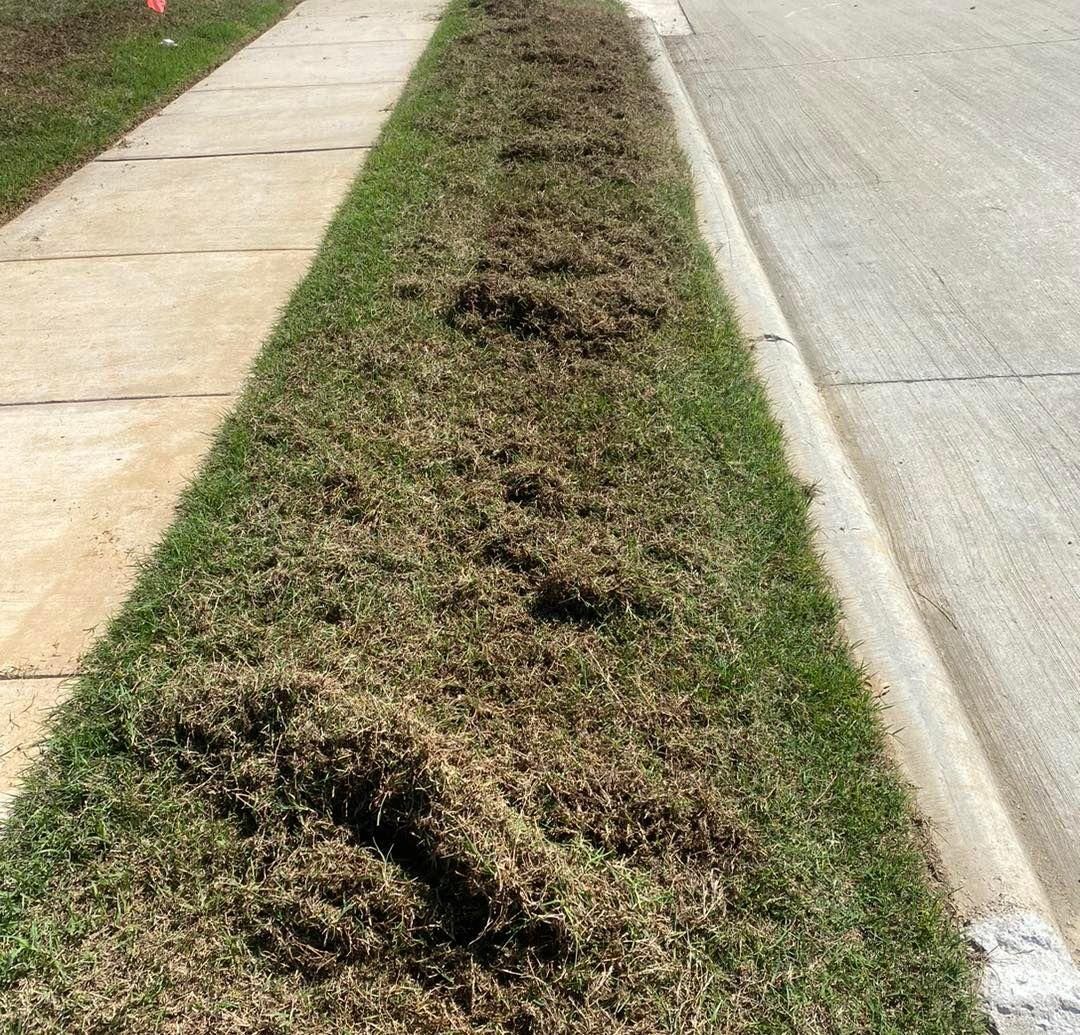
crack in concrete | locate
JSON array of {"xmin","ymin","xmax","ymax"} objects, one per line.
[
  {"xmin": 96, "ymin": 145, "xmax": 369, "ymax": 162},
  {"xmin": 832, "ymin": 370, "xmax": 1080, "ymax": 388},
  {"xmin": 0, "ymin": 247, "xmax": 316, "ymax": 264},
  {"xmin": 0, "ymin": 392, "xmax": 234, "ymax": 409}
]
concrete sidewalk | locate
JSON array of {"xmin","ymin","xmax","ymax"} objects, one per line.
[
  {"xmin": 658, "ymin": 0, "xmax": 1080, "ymax": 962},
  {"xmin": 0, "ymin": 0, "xmax": 442, "ymax": 808}
]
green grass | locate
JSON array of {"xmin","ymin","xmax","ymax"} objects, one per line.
[
  {"xmin": 0, "ymin": 0, "xmax": 983, "ymax": 1030},
  {"xmin": 0, "ymin": 0, "xmax": 294, "ymax": 221}
]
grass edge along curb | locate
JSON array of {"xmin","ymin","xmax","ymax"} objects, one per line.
[
  {"xmin": 641, "ymin": 18, "xmax": 1080, "ymax": 1032},
  {"xmin": 0, "ymin": 0, "xmax": 982, "ymax": 1030}
]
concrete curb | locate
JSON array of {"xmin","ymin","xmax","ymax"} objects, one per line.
[{"xmin": 638, "ymin": 20, "xmax": 1080, "ymax": 1032}]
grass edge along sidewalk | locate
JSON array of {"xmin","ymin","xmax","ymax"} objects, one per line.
[
  {"xmin": 0, "ymin": 0, "xmax": 982, "ymax": 1030},
  {"xmin": 0, "ymin": 0, "xmax": 295, "ymax": 222}
]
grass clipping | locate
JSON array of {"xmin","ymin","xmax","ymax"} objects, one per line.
[{"xmin": 0, "ymin": 0, "xmax": 980, "ymax": 1031}]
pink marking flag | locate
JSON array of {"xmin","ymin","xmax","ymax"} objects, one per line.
[{"xmin": 147, "ymin": 0, "xmax": 167, "ymax": 13}]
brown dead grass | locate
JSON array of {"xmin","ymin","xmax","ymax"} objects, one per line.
[
  {"xmin": 0, "ymin": 6, "xmax": 142, "ymax": 89},
  {"xmin": 4, "ymin": 3, "xmax": 756, "ymax": 1028},
  {"xmin": 0, "ymin": 0, "xmax": 296, "ymax": 222}
]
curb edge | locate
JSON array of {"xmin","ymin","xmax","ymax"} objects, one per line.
[{"xmin": 638, "ymin": 20, "xmax": 1080, "ymax": 1030}]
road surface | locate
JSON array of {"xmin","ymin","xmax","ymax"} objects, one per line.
[{"xmin": 664, "ymin": 0, "xmax": 1080, "ymax": 951}]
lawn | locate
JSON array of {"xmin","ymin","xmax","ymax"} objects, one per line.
[
  {"xmin": 0, "ymin": 0, "xmax": 982, "ymax": 1030},
  {"xmin": 0, "ymin": 0, "xmax": 295, "ymax": 221}
]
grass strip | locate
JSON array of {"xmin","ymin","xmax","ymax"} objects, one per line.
[
  {"xmin": 0, "ymin": 0, "xmax": 982, "ymax": 1030},
  {"xmin": 0, "ymin": 0, "xmax": 296, "ymax": 221}
]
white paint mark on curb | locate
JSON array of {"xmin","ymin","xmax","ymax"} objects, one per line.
[
  {"xmin": 971, "ymin": 914, "xmax": 1080, "ymax": 1033},
  {"xmin": 637, "ymin": 18, "xmax": 1080, "ymax": 1030}
]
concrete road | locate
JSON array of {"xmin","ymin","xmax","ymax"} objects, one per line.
[
  {"xmin": 0, "ymin": 0, "xmax": 442, "ymax": 810},
  {"xmin": 663, "ymin": 0, "xmax": 1080, "ymax": 951}
]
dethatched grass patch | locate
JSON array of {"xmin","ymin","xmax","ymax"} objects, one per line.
[{"xmin": 0, "ymin": 1, "xmax": 981, "ymax": 1031}]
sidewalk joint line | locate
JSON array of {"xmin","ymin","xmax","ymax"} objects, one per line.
[
  {"xmin": 0, "ymin": 247, "xmax": 316, "ymax": 264},
  {"xmin": 249, "ymin": 37, "xmax": 430, "ymax": 48},
  {"xmin": 0, "ymin": 392, "xmax": 234, "ymax": 409},
  {"xmin": 96, "ymin": 145, "xmax": 369, "ymax": 163},
  {"xmin": 191, "ymin": 78, "xmax": 406, "ymax": 92},
  {"xmin": 681, "ymin": 33, "xmax": 1080, "ymax": 72}
]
